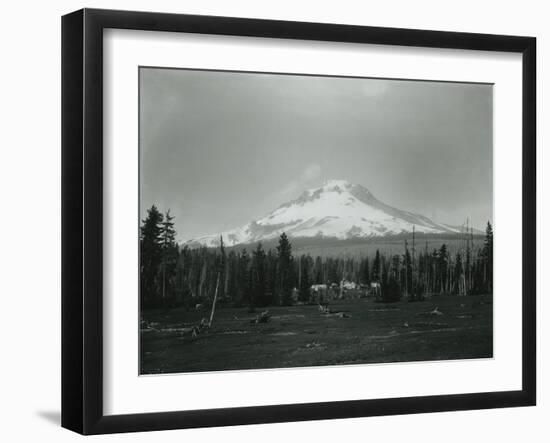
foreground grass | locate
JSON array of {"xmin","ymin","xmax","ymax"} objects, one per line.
[{"xmin": 140, "ymin": 294, "xmax": 492, "ymax": 374}]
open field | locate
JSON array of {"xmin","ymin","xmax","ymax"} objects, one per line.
[{"xmin": 140, "ymin": 294, "xmax": 492, "ymax": 374}]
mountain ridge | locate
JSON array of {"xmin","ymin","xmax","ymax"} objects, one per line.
[{"xmin": 185, "ymin": 179, "xmax": 481, "ymax": 248}]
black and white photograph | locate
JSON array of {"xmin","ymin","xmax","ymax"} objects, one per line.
[
  {"xmin": 0, "ymin": 0, "xmax": 544, "ymax": 440},
  {"xmin": 139, "ymin": 68, "xmax": 494, "ymax": 374}
]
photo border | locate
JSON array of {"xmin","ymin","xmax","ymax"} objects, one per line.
[{"xmin": 61, "ymin": 8, "xmax": 536, "ymax": 435}]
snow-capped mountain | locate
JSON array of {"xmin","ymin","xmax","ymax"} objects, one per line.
[{"xmin": 186, "ymin": 180, "xmax": 467, "ymax": 248}]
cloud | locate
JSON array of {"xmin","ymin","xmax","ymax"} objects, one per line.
[
  {"xmin": 279, "ymin": 163, "xmax": 322, "ymax": 198},
  {"xmin": 301, "ymin": 163, "xmax": 322, "ymax": 181},
  {"xmin": 361, "ymin": 80, "xmax": 389, "ymax": 97}
]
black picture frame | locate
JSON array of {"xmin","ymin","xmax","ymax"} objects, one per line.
[{"xmin": 61, "ymin": 8, "xmax": 536, "ymax": 435}]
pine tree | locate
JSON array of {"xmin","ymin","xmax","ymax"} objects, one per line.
[
  {"xmin": 465, "ymin": 242, "xmax": 471, "ymax": 295},
  {"xmin": 251, "ymin": 243, "xmax": 267, "ymax": 307},
  {"xmin": 438, "ymin": 244, "xmax": 448, "ymax": 294},
  {"xmin": 265, "ymin": 249, "xmax": 277, "ymax": 305},
  {"xmin": 454, "ymin": 252, "xmax": 464, "ymax": 295},
  {"xmin": 160, "ymin": 210, "xmax": 178, "ymax": 304},
  {"xmin": 226, "ymin": 250, "xmax": 238, "ymax": 303},
  {"xmin": 299, "ymin": 255, "xmax": 312, "ymax": 303},
  {"xmin": 403, "ymin": 242, "xmax": 412, "ymax": 300},
  {"xmin": 380, "ymin": 257, "xmax": 391, "ymax": 301},
  {"xmin": 361, "ymin": 257, "xmax": 370, "ymax": 285},
  {"xmin": 277, "ymin": 233, "xmax": 294, "ymax": 305},
  {"xmin": 378, "ymin": 254, "xmax": 400, "ymax": 303},
  {"xmin": 327, "ymin": 257, "xmax": 340, "ymax": 284},
  {"xmin": 390, "ymin": 255, "xmax": 401, "ymax": 281},
  {"xmin": 140, "ymin": 205, "xmax": 164, "ymax": 308},
  {"xmin": 174, "ymin": 246, "xmax": 187, "ymax": 306},
  {"xmin": 237, "ymin": 249, "xmax": 251, "ymax": 309},
  {"xmin": 218, "ymin": 235, "xmax": 227, "ymax": 299},
  {"xmin": 372, "ymin": 250, "xmax": 381, "ymax": 282},
  {"xmin": 482, "ymin": 221, "xmax": 493, "ymax": 294},
  {"xmin": 314, "ymin": 256, "xmax": 324, "ymax": 284}
]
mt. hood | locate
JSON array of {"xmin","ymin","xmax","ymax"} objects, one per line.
[{"xmin": 187, "ymin": 180, "xmax": 465, "ymax": 248}]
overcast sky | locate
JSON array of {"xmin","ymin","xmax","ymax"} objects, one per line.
[{"xmin": 140, "ymin": 67, "xmax": 493, "ymax": 242}]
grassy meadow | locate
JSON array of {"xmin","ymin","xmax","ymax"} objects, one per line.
[{"xmin": 140, "ymin": 294, "xmax": 492, "ymax": 374}]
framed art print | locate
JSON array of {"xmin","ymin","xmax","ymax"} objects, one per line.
[{"xmin": 61, "ymin": 8, "xmax": 536, "ymax": 434}]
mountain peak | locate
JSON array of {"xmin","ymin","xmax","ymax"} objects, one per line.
[
  {"xmin": 322, "ymin": 179, "xmax": 353, "ymax": 189},
  {"xmin": 317, "ymin": 180, "xmax": 375, "ymax": 203},
  {"xmin": 320, "ymin": 179, "xmax": 372, "ymax": 195}
]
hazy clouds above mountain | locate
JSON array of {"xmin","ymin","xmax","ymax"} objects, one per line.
[{"xmin": 140, "ymin": 68, "xmax": 492, "ymax": 241}]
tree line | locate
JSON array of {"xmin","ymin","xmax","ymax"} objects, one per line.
[{"xmin": 140, "ymin": 205, "xmax": 493, "ymax": 309}]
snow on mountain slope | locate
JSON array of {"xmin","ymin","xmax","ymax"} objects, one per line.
[{"xmin": 187, "ymin": 180, "xmax": 464, "ymax": 248}]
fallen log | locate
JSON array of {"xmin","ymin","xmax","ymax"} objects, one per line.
[
  {"xmin": 322, "ymin": 311, "xmax": 352, "ymax": 319},
  {"xmin": 250, "ymin": 310, "xmax": 271, "ymax": 324}
]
